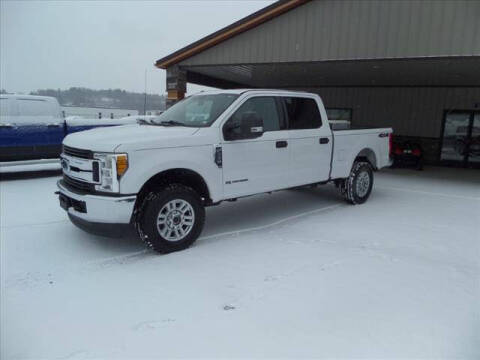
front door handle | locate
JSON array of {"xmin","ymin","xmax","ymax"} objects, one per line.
[
  {"xmin": 319, "ymin": 137, "xmax": 330, "ymax": 144},
  {"xmin": 276, "ymin": 140, "xmax": 288, "ymax": 148},
  {"xmin": 47, "ymin": 123, "xmax": 61, "ymax": 128},
  {"xmin": 0, "ymin": 123, "xmax": 14, "ymax": 129}
]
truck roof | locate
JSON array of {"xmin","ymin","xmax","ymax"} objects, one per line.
[{"xmin": 192, "ymin": 89, "xmax": 315, "ymax": 96}]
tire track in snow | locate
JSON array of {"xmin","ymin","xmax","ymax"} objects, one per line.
[
  {"xmin": 224, "ymin": 256, "xmax": 354, "ymax": 309},
  {"xmin": 377, "ymin": 186, "xmax": 480, "ymax": 201},
  {"xmin": 5, "ymin": 203, "xmax": 343, "ymax": 289},
  {"xmin": 83, "ymin": 203, "xmax": 343, "ymax": 267},
  {"xmin": 1, "ymin": 219, "xmax": 68, "ymax": 229},
  {"xmin": 198, "ymin": 203, "xmax": 343, "ymax": 242}
]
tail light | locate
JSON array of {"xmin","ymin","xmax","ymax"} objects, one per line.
[{"xmin": 389, "ymin": 133, "xmax": 393, "ymax": 157}]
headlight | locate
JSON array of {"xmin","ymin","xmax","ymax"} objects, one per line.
[{"xmin": 93, "ymin": 153, "xmax": 128, "ymax": 192}]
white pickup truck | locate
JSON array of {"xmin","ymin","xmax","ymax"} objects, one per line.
[{"xmin": 57, "ymin": 89, "xmax": 392, "ymax": 253}]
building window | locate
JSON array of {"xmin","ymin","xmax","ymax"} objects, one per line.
[
  {"xmin": 326, "ymin": 108, "xmax": 352, "ymax": 121},
  {"xmin": 327, "ymin": 108, "xmax": 352, "ymax": 130}
]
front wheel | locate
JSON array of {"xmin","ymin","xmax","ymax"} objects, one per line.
[
  {"xmin": 135, "ymin": 184, "xmax": 205, "ymax": 253},
  {"xmin": 339, "ymin": 161, "xmax": 374, "ymax": 204}
]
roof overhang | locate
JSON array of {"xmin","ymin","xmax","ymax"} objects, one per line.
[
  {"xmin": 182, "ymin": 57, "xmax": 480, "ymax": 88},
  {"xmin": 155, "ymin": 0, "xmax": 310, "ymax": 69}
]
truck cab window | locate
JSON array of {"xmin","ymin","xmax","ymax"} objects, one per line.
[
  {"xmin": 226, "ymin": 96, "xmax": 283, "ymax": 135},
  {"xmin": 283, "ymin": 97, "xmax": 322, "ymax": 129},
  {"xmin": 0, "ymin": 98, "xmax": 10, "ymax": 117},
  {"xmin": 18, "ymin": 99, "xmax": 52, "ymax": 116}
]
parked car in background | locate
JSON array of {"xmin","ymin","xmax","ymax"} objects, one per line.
[
  {"xmin": 0, "ymin": 94, "xmax": 141, "ymax": 161},
  {"xmin": 391, "ymin": 139, "xmax": 424, "ymax": 170},
  {"xmin": 56, "ymin": 89, "xmax": 393, "ymax": 253}
]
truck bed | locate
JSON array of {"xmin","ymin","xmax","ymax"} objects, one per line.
[
  {"xmin": 333, "ymin": 127, "xmax": 391, "ymax": 135},
  {"xmin": 330, "ymin": 127, "xmax": 392, "ymax": 179}
]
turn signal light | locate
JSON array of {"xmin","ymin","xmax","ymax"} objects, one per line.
[{"xmin": 116, "ymin": 154, "xmax": 128, "ymax": 178}]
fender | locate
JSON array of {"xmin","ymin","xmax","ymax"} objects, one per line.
[
  {"xmin": 119, "ymin": 145, "xmax": 223, "ymax": 202},
  {"xmin": 353, "ymin": 147, "xmax": 378, "ymax": 169}
]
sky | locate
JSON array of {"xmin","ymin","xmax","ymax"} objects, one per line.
[{"xmin": 0, "ymin": 0, "xmax": 273, "ymax": 96}]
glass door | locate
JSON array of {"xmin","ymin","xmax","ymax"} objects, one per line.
[
  {"xmin": 440, "ymin": 111, "xmax": 480, "ymax": 168},
  {"xmin": 469, "ymin": 113, "xmax": 480, "ymax": 165}
]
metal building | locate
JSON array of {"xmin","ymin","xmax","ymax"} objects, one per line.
[{"xmin": 156, "ymin": 0, "xmax": 480, "ymax": 166}]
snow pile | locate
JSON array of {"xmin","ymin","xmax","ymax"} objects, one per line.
[
  {"xmin": 0, "ymin": 159, "xmax": 61, "ymax": 174},
  {"xmin": 1, "ymin": 167, "xmax": 479, "ymax": 358}
]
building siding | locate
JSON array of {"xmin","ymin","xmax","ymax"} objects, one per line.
[
  {"xmin": 181, "ymin": 0, "xmax": 480, "ymax": 66},
  {"xmin": 306, "ymin": 86, "xmax": 480, "ymax": 138},
  {"xmin": 297, "ymin": 86, "xmax": 479, "ymax": 161}
]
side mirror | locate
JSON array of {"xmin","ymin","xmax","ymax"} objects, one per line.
[{"xmin": 241, "ymin": 112, "xmax": 264, "ymax": 139}]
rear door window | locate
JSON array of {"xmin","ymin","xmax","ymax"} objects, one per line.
[{"xmin": 283, "ymin": 97, "xmax": 322, "ymax": 129}]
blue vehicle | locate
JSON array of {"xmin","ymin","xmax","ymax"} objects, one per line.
[{"xmin": 0, "ymin": 94, "xmax": 139, "ymax": 162}]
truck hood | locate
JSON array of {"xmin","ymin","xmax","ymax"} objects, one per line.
[{"xmin": 63, "ymin": 124, "xmax": 200, "ymax": 152}]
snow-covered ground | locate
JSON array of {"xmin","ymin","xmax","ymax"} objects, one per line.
[
  {"xmin": 1, "ymin": 167, "xmax": 479, "ymax": 359},
  {"xmin": 0, "ymin": 159, "xmax": 61, "ymax": 174}
]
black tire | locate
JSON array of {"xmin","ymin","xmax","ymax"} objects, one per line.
[
  {"xmin": 339, "ymin": 161, "xmax": 374, "ymax": 205},
  {"xmin": 135, "ymin": 184, "xmax": 205, "ymax": 253},
  {"xmin": 416, "ymin": 158, "xmax": 424, "ymax": 171}
]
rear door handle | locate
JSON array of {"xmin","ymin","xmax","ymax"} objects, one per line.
[
  {"xmin": 47, "ymin": 123, "xmax": 61, "ymax": 128},
  {"xmin": 276, "ymin": 140, "xmax": 288, "ymax": 148},
  {"xmin": 319, "ymin": 137, "xmax": 329, "ymax": 144},
  {"xmin": 0, "ymin": 124, "xmax": 14, "ymax": 129}
]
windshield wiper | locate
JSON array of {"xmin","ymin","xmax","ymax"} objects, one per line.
[
  {"xmin": 137, "ymin": 118, "xmax": 154, "ymax": 125},
  {"xmin": 158, "ymin": 120, "xmax": 186, "ymax": 127}
]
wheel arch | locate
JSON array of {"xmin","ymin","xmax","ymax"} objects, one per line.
[
  {"xmin": 354, "ymin": 148, "xmax": 377, "ymax": 170},
  {"xmin": 135, "ymin": 168, "xmax": 212, "ymax": 211}
]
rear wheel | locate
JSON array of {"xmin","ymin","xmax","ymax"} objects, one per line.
[
  {"xmin": 135, "ymin": 184, "xmax": 205, "ymax": 253},
  {"xmin": 339, "ymin": 161, "xmax": 374, "ymax": 204}
]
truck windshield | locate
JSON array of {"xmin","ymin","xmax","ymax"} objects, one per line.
[{"xmin": 152, "ymin": 94, "xmax": 239, "ymax": 127}]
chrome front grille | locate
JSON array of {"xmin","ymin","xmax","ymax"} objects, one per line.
[
  {"xmin": 63, "ymin": 174, "xmax": 95, "ymax": 193},
  {"xmin": 63, "ymin": 145, "xmax": 93, "ymax": 159},
  {"xmin": 61, "ymin": 147, "xmax": 100, "ymax": 185}
]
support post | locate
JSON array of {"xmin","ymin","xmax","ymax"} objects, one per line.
[{"xmin": 166, "ymin": 65, "xmax": 187, "ymax": 108}]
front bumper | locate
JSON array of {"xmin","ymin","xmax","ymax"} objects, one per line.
[{"xmin": 56, "ymin": 180, "xmax": 136, "ymax": 224}]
